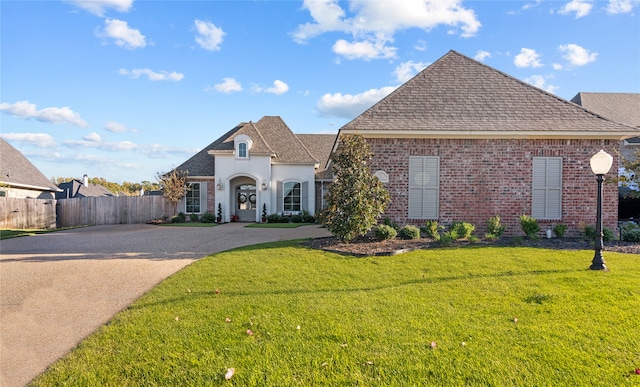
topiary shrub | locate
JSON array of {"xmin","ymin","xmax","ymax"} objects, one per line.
[
  {"xmin": 374, "ymin": 224, "xmax": 397, "ymax": 241},
  {"xmin": 451, "ymin": 221, "xmax": 475, "ymax": 239},
  {"xmin": 201, "ymin": 212, "xmax": 215, "ymax": 223},
  {"xmin": 486, "ymin": 215, "xmax": 506, "ymax": 238},
  {"xmin": 398, "ymin": 225, "xmax": 421, "ymax": 240},
  {"xmin": 553, "ymin": 224, "xmax": 567, "ymax": 238},
  {"xmin": 519, "ymin": 214, "xmax": 540, "ymax": 239}
]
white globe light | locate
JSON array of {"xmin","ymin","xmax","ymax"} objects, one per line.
[{"xmin": 590, "ymin": 150, "xmax": 613, "ymax": 175}]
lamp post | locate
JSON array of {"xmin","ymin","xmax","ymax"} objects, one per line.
[{"xmin": 589, "ymin": 150, "xmax": 613, "ymax": 271}]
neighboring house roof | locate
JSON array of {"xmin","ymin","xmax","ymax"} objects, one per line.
[
  {"xmin": 0, "ymin": 138, "xmax": 59, "ymax": 192},
  {"xmin": 56, "ymin": 179, "xmax": 115, "ymax": 199},
  {"xmin": 177, "ymin": 116, "xmax": 333, "ymax": 177},
  {"xmin": 340, "ymin": 50, "xmax": 639, "ymax": 139},
  {"xmin": 297, "ymin": 134, "xmax": 336, "ymax": 179},
  {"xmin": 571, "ymin": 92, "xmax": 640, "ymax": 129}
]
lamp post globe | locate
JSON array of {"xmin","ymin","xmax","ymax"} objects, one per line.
[{"xmin": 589, "ymin": 150, "xmax": 613, "ymax": 271}]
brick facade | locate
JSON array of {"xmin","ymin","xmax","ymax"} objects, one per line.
[{"xmin": 367, "ymin": 138, "xmax": 619, "ymax": 237}]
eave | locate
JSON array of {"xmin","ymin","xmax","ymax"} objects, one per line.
[{"xmin": 339, "ymin": 129, "xmax": 640, "ymax": 140}]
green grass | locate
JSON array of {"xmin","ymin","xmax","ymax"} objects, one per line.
[
  {"xmin": 0, "ymin": 227, "xmax": 77, "ymax": 239},
  {"xmin": 244, "ymin": 222, "xmax": 315, "ymax": 228},
  {"xmin": 158, "ymin": 222, "xmax": 218, "ymax": 227},
  {"xmin": 30, "ymin": 243, "xmax": 640, "ymax": 386}
]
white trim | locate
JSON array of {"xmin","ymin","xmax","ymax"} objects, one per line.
[{"xmin": 0, "ymin": 181, "xmax": 62, "ymax": 192}]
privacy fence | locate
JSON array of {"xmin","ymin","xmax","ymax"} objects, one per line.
[
  {"xmin": 56, "ymin": 196, "xmax": 173, "ymax": 227},
  {"xmin": 0, "ymin": 197, "xmax": 57, "ymax": 229}
]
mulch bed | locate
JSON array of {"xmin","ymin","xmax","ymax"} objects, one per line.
[{"xmin": 305, "ymin": 235, "xmax": 640, "ymax": 256}]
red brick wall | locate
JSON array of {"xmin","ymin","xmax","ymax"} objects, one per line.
[{"xmin": 367, "ymin": 138, "xmax": 619, "ymax": 237}]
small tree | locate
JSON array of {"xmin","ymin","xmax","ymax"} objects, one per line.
[
  {"xmin": 156, "ymin": 168, "xmax": 189, "ymax": 216},
  {"xmin": 323, "ymin": 133, "xmax": 390, "ymax": 243}
]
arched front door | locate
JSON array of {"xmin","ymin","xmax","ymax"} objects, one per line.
[{"xmin": 236, "ymin": 184, "xmax": 257, "ymax": 222}]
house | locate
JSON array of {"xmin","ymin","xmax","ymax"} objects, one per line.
[
  {"xmin": 56, "ymin": 175, "xmax": 116, "ymax": 199},
  {"xmin": 0, "ymin": 138, "xmax": 60, "ymax": 199},
  {"xmin": 336, "ymin": 50, "xmax": 640, "ymax": 236},
  {"xmin": 174, "ymin": 116, "xmax": 335, "ymax": 222}
]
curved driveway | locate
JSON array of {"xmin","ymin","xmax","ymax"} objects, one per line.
[{"xmin": 0, "ymin": 223, "xmax": 330, "ymax": 387}]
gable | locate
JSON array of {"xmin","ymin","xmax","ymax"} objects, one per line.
[
  {"xmin": 0, "ymin": 138, "xmax": 58, "ymax": 192},
  {"xmin": 571, "ymin": 92, "xmax": 640, "ymax": 128},
  {"xmin": 340, "ymin": 50, "xmax": 639, "ymax": 139}
]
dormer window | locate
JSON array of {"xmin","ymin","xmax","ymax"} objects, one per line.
[
  {"xmin": 238, "ymin": 142, "xmax": 248, "ymax": 158},
  {"xmin": 234, "ymin": 134, "xmax": 252, "ymax": 159}
]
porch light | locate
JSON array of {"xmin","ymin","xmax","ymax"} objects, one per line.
[
  {"xmin": 216, "ymin": 183, "xmax": 223, "ymax": 191},
  {"xmin": 589, "ymin": 150, "xmax": 613, "ymax": 271},
  {"xmin": 261, "ymin": 182, "xmax": 267, "ymax": 190}
]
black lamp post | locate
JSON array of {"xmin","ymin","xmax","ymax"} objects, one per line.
[{"xmin": 589, "ymin": 150, "xmax": 613, "ymax": 271}]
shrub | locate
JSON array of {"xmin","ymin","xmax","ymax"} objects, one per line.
[
  {"xmin": 451, "ymin": 221, "xmax": 475, "ymax": 239},
  {"xmin": 487, "ymin": 215, "xmax": 506, "ymax": 238},
  {"xmin": 383, "ymin": 217, "xmax": 400, "ymax": 231},
  {"xmin": 583, "ymin": 225, "xmax": 615, "ymax": 242},
  {"xmin": 190, "ymin": 213, "xmax": 199, "ymax": 222},
  {"xmin": 398, "ymin": 225, "xmax": 421, "ymax": 240},
  {"xmin": 171, "ymin": 214, "xmax": 185, "ymax": 223},
  {"xmin": 553, "ymin": 224, "xmax": 567, "ymax": 238},
  {"xmin": 302, "ymin": 210, "xmax": 315, "ymax": 223},
  {"xmin": 422, "ymin": 220, "xmax": 441, "ymax": 240},
  {"xmin": 622, "ymin": 222, "xmax": 640, "ymax": 242},
  {"xmin": 291, "ymin": 215, "xmax": 303, "ymax": 223},
  {"xmin": 201, "ymin": 212, "xmax": 215, "ymax": 223},
  {"xmin": 439, "ymin": 232, "xmax": 455, "ymax": 247},
  {"xmin": 279, "ymin": 216, "xmax": 291, "ymax": 223},
  {"xmin": 519, "ymin": 214, "xmax": 540, "ymax": 239},
  {"xmin": 374, "ymin": 224, "xmax": 397, "ymax": 241},
  {"xmin": 603, "ymin": 227, "xmax": 615, "ymax": 242},
  {"xmin": 266, "ymin": 214, "xmax": 280, "ymax": 223}
]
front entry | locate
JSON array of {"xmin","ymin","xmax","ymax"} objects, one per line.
[{"xmin": 236, "ymin": 184, "xmax": 257, "ymax": 222}]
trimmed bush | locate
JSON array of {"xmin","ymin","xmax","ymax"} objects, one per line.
[
  {"xmin": 622, "ymin": 223, "xmax": 640, "ymax": 242},
  {"xmin": 302, "ymin": 210, "xmax": 315, "ymax": 223},
  {"xmin": 201, "ymin": 212, "xmax": 215, "ymax": 223},
  {"xmin": 383, "ymin": 217, "xmax": 400, "ymax": 231},
  {"xmin": 398, "ymin": 225, "xmax": 421, "ymax": 240},
  {"xmin": 519, "ymin": 214, "xmax": 540, "ymax": 239},
  {"xmin": 553, "ymin": 224, "xmax": 567, "ymax": 238},
  {"xmin": 487, "ymin": 215, "xmax": 506, "ymax": 238},
  {"xmin": 266, "ymin": 214, "xmax": 280, "ymax": 223},
  {"xmin": 190, "ymin": 213, "xmax": 199, "ymax": 222},
  {"xmin": 171, "ymin": 215, "xmax": 185, "ymax": 223},
  {"xmin": 422, "ymin": 220, "xmax": 441, "ymax": 240},
  {"xmin": 279, "ymin": 216, "xmax": 291, "ymax": 223},
  {"xmin": 291, "ymin": 215, "xmax": 303, "ymax": 223},
  {"xmin": 451, "ymin": 222, "xmax": 475, "ymax": 239},
  {"xmin": 583, "ymin": 225, "xmax": 615, "ymax": 242},
  {"xmin": 374, "ymin": 224, "xmax": 397, "ymax": 241}
]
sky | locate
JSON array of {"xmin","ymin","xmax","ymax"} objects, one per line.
[{"xmin": 1, "ymin": 0, "xmax": 639, "ymax": 184}]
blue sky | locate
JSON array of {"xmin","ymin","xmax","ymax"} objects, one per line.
[{"xmin": 1, "ymin": 0, "xmax": 639, "ymax": 184}]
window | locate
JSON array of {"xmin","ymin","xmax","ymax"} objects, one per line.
[
  {"xmin": 532, "ymin": 157, "xmax": 562, "ymax": 219},
  {"xmin": 283, "ymin": 181, "xmax": 301, "ymax": 212},
  {"xmin": 238, "ymin": 142, "xmax": 248, "ymax": 158},
  {"xmin": 185, "ymin": 183, "xmax": 201, "ymax": 213},
  {"xmin": 408, "ymin": 156, "xmax": 439, "ymax": 219}
]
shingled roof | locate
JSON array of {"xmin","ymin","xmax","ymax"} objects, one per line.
[
  {"xmin": 297, "ymin": 134, "xmax": 336, "ymax": 179},
  {"xmin": 0, "ymin": 138, "xmax": 59, "ymax": 192},
  {"xmin": 340, "ymin": 50, "xmax": 639, "ymax": 139},
  {"xmin": 571, "ymin": 92, "xmax": 640, "ymax": 128},
  {"xmin": 176, "ymin": 116, "xmax": 330, "ymax": 177}
]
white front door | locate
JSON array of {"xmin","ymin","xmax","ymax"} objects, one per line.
[{"xmin": 236, "ymin": 184, "xmax": 257, "ymax": 222}]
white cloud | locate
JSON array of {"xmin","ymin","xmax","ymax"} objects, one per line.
[
  {"xmin": 514, "ymin": 48, "xmax": 543, "ymax": 68},
  {"xmin": 413, "ymin": 40, "xmax": 427, "ymax": 51},
  {"xmin": 84, "ymin": 132, "xmax": 102, "ymax": 142},
  {"xmin": 524, "ymin": 75, "xmax": 558, "ymax": 94},
  {"xmin": 145, "ymin": 144, "xmax": 199, "ymax": 159},
  {"xmin": 66, "ymin": 0, "xmax": 133, "ymax": 17},
  {"xmin": 474, "ymin": 50, "xmax": 491, "ymax": 61},
  {"xmin": 317, "ymin": 86, "xmax": 396, "ymax": 118},
  {"xmin": 98, "ymin": 19, "xmax": 146, "ymax": 49},
  {"xmin": 104, "ymin": 121, "xmax": 137, "ymax": 132},
  {"xmin": 559, "ymin": 0, "xmax": 593, "ymax": 18},
  {"xmin": 0, "ymin": 100, "xmax": 89, "ymax": 127},
  {"xmin": 607, "ymin": 0, "xmax": 640, "ymax": 14},
  {"xmin": 558, "ymin": 43, "xmax": 597, "ymax": 66},
  {"xmin": 64, "ymin": 139, "xmax": 138, "ymax": 151},
  {"xmin": 0, "ymin": 133, "xmax": 57, "ymax": 148},
  {"xmin": 293, "ymin": 0, "xmax": 480, "ymax": 60},
  {"xmin": 119, "ymin": 68, "xmax": 184, "ymax": 81},
  {"xmin": 213, "ymin": 77, "xmax": 243, "ymax": 93},
  {"xmin": 254, "ymin": 80, "xmax": 290, "ymax": 95},
  {"xmin": 333, "ymin": 38, "xmax": 397, "ymax": 60},
  {"xmin": 194, "ymin": 19, "xmax": 225, "ymax": 51},
  {"xmin": 393, "ymin": 60, "xmax": 428, "ymax": 83}
]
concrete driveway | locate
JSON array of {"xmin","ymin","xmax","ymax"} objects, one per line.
[{"xmin": 0, "ymin": 223, "xmax": 330, "ymax": 387}]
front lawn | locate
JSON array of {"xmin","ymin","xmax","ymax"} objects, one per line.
[{"xmin": 31, "ymin": 243, "xmax": 640, "ymax": 386}]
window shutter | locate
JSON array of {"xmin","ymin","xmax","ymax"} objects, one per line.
[
  {"xmin": 200, "ymin": 182, "xmax": 207, "ymax": 214},
  {"xmin": 408, "ymin": 156, "xmax": 439, "ymax": 219},
  {"xmin": 276, "ymin": 181, "xmax": 283, "ymax": 213},
  {"xmin": 301, "ymin": 181, "xmax": 309, "ymax": 212},
  {"xmin": 532, "ymin": 157, "xmax": 562, "ymax": 219}
]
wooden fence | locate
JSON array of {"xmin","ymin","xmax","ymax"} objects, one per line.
[
  {"xmin": 56, "ymin": 196, "xmax": 173, "ymax": 227},
  {"xmin": 0, "ymin": 197, "xmax": 57, "ymax": 229}
]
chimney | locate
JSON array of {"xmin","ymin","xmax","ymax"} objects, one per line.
[{"xmin": 83, "ymin": 174, "xmax": 89, "ymax": 187}]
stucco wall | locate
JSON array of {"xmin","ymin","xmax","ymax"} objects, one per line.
[{"xmin": 367, "ymin": 138, "xmax": 619, "ymax": 237}]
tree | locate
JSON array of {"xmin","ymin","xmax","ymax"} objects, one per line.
[
  {"xmin": 618, "ymin": 150, "xmax": 640, "ymax": 198},
  {"xmin": 323, "ymin": 133, "xmax": 390, "ymax": 243},
  {"xmin": 156, "ymin": 168, "xmax": 189, "ymax": 215}
]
